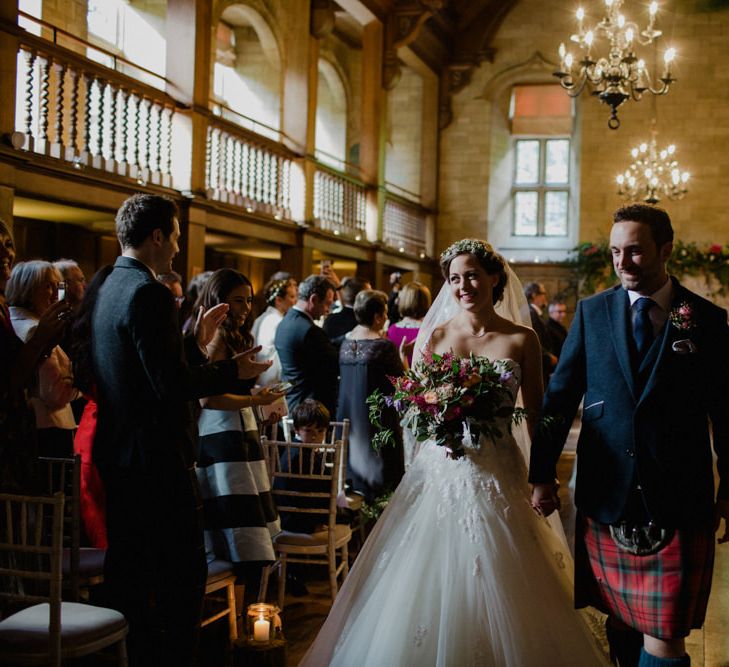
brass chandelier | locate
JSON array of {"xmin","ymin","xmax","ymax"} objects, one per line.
[
  {"xmin": 554, "ymin": 1, "xmax": 676, "ymax": 129},
  {"xmin": 616, "ymin": 121, "xmax": 689, "ymax": 204}
]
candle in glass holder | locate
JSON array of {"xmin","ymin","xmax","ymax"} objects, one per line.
[{"xmin": 254, "ymin": 617, "xmax": 270, "ymax": 642}]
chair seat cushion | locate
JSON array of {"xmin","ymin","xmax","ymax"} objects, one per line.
[
  {"xmin": 0, "ymin": 602, "xmax": 126, "ymax": 651},
  {"xmin": 207, "ymin": 559, "xmax": 234, "ymax": 585},
  {"xmin": 274, "ymin": 523, "xmax": 351, "ymax": 548},
  {"xmin": 63, "ymin": 548, "xmax": 106, "ymax": 578}
]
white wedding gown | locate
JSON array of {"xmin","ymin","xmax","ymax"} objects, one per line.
[{"xmin": 301, "ymin": 360, "xmax": 608, "ymax": 667}]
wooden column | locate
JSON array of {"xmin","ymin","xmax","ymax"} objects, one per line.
[{"xmin": 0, "ymin": 0, "xmax": 20, "ymax": 138}]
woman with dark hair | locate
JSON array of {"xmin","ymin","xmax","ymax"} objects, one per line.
[
  {"xmin": 71, "ymin": 266, "xmax": 114, "ymax": 548},
  {"xmin": 194, "ymin": 268, "xmax": 285, "ymax": 581},
  {"xmin": 302, "ymin": 240, "xmax": 607, "ymax": 666},
  {"xmin": 337, "ymin": 289, "xmax": 405, "ymax": 502}
]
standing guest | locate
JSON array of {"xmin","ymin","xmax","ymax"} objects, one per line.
[
  {"xmin": 7, "ymin": 260, "xmax": 79, "ymax": 457},
  {"xmin": 546, "ymin": 299, "xmax": 569, "ymax": 359},
  {"xmin": 252, "ymin": 270, "xmax": 293, "ymax": 321},
  {"xmin": 530, "ymin": 204, "xmax": 729, "ymax": 667},
  {"xmin": 90, "ymin": 193, "xmax": 270, "ymax": 667},
  {"xmin": 181, "ymin": 270, "xmax": 213, "ymax": 335},
  {"xmin": 53, "ymin": 258, "xmax": 86, "ymax": 312},
  {"xmin": 157, "ymin": 270, "xmax": 185, "ymax": 309},
  {"xmin": 323, "ymin": 276, "xmax": 370, "ymax": 348},
  {"xmin": 194, "ymin": 268, "xmax": 284, "ymax": 583},
  {"xmin": 525, "ymin": 281, "xmax": 557, "ymax": 384},
  {"xmin": 251, "ymin": 276, "xmax": 297, "ymax": 387},
  {"xmin": 386, "ymin": 281, "xmax": 432, "ymax": 366},
  {"xmin": 275, "ymin": 274, "xmax": 339, "ymax": 415},
  {"xmin": 338, "ymin": 289, "xmax": 405, "ymax": 502},
  {"xmin": 71, "ymin": 266, "xmax": 114, "ymax": 548},
  {"xmin": 387, "ymin": 271, "xmax": 402, "ymax": 326},
  {"xmin": 0, "ymin": 220, "xmax": 68, "ymax": 493}
]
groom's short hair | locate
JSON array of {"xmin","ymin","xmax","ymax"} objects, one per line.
[{"xmin": 613, "ymin": 204, "xmax": 674, "ymax": 248}]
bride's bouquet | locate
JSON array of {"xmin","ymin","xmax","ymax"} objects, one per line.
[{"xmin": 367, "ymin": 348, "xmax": 527, "ymax": 459}]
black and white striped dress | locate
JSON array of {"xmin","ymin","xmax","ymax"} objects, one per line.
[{"xmin": 196, "ymin": 405, "xmax": 280, "ymax": 567}]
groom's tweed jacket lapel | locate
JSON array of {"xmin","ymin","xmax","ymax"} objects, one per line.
[{"xmin": 529, "ymin": 277, "xmax": 729, "ymax": 528}]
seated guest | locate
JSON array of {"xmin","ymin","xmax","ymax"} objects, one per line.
[
  {"xmin": 7, "ymin": 260, "xmax": 79, "ymax": 457},
  {"xmin": 276, "ymin": 399, "xmax": 332, "ymax": 534},
  {"xmin": 338, "ymin": 290, "xmax": 405, "ymax": 502},
  {"xmin": 323, "ymin": 276, "xmax": 370, "ymax": 348},
  {"xmin": 386, "ymin": 281, "xmax": 431, "ymax": 365}
]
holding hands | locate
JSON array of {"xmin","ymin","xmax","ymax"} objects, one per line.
[{"xmin": 530, "ymin": 481, "xmax": 561, "ymax": 517}]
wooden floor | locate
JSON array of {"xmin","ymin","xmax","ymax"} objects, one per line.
[{"xmin": 200, "ymin": 426, "xmax": 729, "ymax": 666}]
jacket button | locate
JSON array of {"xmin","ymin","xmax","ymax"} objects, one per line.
[{"xmin": 626, "ymin": 449, "xmax": 635, "ymax": 457}]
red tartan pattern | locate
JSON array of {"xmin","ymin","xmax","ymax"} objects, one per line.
[{"xmin": 575, "ymin": 515, "xmax": 715, "ymax": 639}]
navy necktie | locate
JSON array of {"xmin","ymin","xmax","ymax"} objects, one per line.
[{"xmin": 632, "ymin": 297, "xmax": 655, "ymax": 361}]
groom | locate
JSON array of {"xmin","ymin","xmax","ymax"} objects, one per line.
[{"xmin": 529, "ymin": 204, "xmax": 729, "ymax": 667}]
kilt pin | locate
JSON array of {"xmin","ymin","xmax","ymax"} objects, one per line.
[{"xmin": 529, "ymin": 277, "xmax": 729, "ymax": 641}]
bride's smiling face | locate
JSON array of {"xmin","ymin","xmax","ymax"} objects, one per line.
[{"xmin": 448, "ymin": 253, "xmax": 499, "ymax": 311}]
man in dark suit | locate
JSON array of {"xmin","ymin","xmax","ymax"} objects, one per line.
[
  {"xmin": 525, "ymin": 281, "xmax": 558, "ymax": 385},
  {"xmin": 546, "ymin": 299, "xmax": 569, "ymax": 358},
  {"xmin": 91, "ymin": 194, "xmax": 270, "ymax": 666},
  {"xmin": 530, "ymin": 204, "xmax": 729, "ymax": 667},
  {"xmin": 322, "ymin": 276, "xmax": 370, "ymax": 347},
  {"xmin": 275, "ymin": 274, "xmax": 338, "ymax": 415}
]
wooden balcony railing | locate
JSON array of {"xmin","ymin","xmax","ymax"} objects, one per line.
[
  {"xmin": 15, "ymin": 33, "xmax": 179, "ymax": 188},
  {"xmin": 383, "ymin": 195, "xmax": 428, "ymax": 257},
  {"xmin": 205, "ymin": 111, "xmax": 294, "ymax": 219},
  {"xmin": 313, "ymin": 163, "xmax": 367, "ymax": 239}
]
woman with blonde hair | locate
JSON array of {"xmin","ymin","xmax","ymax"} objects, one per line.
[
  {"xmin": 386, "ymin": 280, "xmax": 431, "ymax": 365},
  {"xmin": 7, "ymin": 260, "xmax": 79, "ymax": 457}
]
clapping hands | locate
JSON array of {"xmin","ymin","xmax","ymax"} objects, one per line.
[{"xmin": 194, "ymin": 303, "xmax": 229, "ymax": 350}]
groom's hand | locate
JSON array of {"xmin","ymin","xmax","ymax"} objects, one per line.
[{"xmin": 531, "ymin": 482, "xmax": 561, "ymax": 517}]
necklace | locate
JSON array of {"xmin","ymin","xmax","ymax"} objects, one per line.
[{"xmin": 466, "ymin": 328, "xmax": 487, "ymax": 338}]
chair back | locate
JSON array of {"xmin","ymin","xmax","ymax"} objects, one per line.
[
  {"xmin": 0, "ymin": 492, "xmax": 65, "ymax": 663},
  {"xmin": 38, "ymin": 455, "xmax": 81, "ymax": 600},
  {"xmin": 262, "ymin": 438, "xmax": 343, "ymax": 533},
  {"xmin": 280, "ymin": 418, "xmax": 350, "ymax": 492}
]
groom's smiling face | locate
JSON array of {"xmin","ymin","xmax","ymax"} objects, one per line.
[{"xmin": 610, "ymin": 220, "xmax": 671, "ymax": 295}]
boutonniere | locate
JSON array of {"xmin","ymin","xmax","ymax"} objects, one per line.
[{"xmin": 669, "ymin": 301, "xmax": 696, "ymax": 332}]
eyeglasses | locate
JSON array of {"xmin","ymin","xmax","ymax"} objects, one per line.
[{"xmin": 174, "ymin": 296, "xmax": 185, "ymax": 305}]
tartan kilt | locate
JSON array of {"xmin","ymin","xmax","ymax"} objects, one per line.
[{"xmin": 575, "ymin": 514, "xmax": 715, "ymax": 639}]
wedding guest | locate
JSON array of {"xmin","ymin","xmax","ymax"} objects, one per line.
[
  {"xmin": 338, "ymin": 289, "xmax": 405, "ymax": 502},
  {"xmin": 158, "ymin": 270, "xmax": 185, "ymax": 309},
  {"xmin": 7, "ymin": 260, "xmax": 79, "ymax": 457},
  {"xmin": 387, "ymin": 271, "xmax": 402, "ymax": 326},
  {"xmin": 71, "ymin": 266, "xmax": 114, "ymax": 548},
  {"xmin": 53, "ymin": 258, "xmax": 86, "ymax": 312},
  {"xmin": 525, "ymin": 281, "xmax": 557, "ymax": 385},
  {"xmin": 531, "ymin": 204, "xmax": 729, "ymax": 667},
  {"xmin": 0, "ymin": 220, "xmax": 68, "ymax": 493},
  {"xmin": 252, "ymin": 270, "xmax": 294, "ymax": 321},
  {"xmin": 181, "ymin": 270, "xmax": 212, "ymax": 336},
  {"xmin": 546, "ymin": 299, "xmax": 568, "ymax": 358},
  {"xmin": 90, "ymin": 193, "xmax": 270, "ymax": 666},
  {"xmin": 323, "ymin": 276, "xmax": 370, "ymax": 348},
  {"xmin": 386, "ymin": 281, "xmax": 431, "ymax": 366},
  {"xmin": 275, "ymin": 274, "xmax": 339, "ymax": 414},
  {"xmin": 194, "ymin": 268, "xmax": 284, "ymax": 584},
  {"xmin": 251, "ymin": 276, "xmax": 297, "ymax": 387}
]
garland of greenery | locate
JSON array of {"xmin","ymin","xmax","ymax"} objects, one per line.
[{"xmin": 565, "ymin": 240, "xmax": 729, "ymax": 298}]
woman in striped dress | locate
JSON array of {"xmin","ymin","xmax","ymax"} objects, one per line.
[{"xmin": 194, "ymin": 269, "xmax": 285, "ymax": 582}]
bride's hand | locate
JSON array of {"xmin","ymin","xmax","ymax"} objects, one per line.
[{"xmin": 530, "ymin": 482, "xmax": 561, "ymax": 517}]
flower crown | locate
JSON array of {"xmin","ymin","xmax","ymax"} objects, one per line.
[
  {"xmin": 440, "ymin": 239, "xmax": 495, "ymax": 263},
  {"xmin": 265, "ymin": 278, "xmax": 291, "ymax": 304}
]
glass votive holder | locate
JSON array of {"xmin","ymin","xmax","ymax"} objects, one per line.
[{"xmin": 246, "ymin": 602, "xmax": 281, "ymax": 643}]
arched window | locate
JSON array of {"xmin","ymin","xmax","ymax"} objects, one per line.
[
  {"xmin": 315, "ymin": 57, "xmax": 348, "ymax": 169},
  {"xmin": 213, "ymin": 4, "xmax": 281, "ymax": 137}
]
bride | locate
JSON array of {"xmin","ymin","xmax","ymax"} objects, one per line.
[{"xmin": 300, "ymin": 239, "xmax": 608, "ymax": 666}]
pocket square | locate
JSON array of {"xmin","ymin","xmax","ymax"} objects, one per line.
[{"xmin": 672, "ymin": 339, "xmax": 697, "ymax": 354}]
